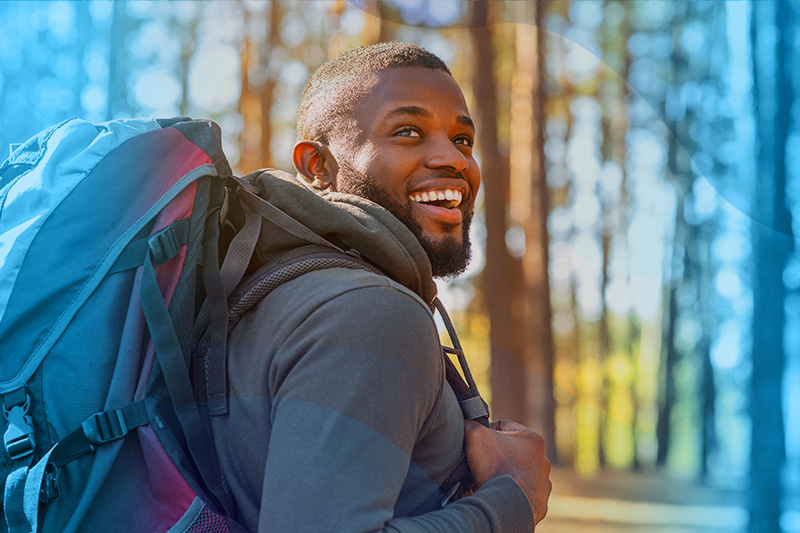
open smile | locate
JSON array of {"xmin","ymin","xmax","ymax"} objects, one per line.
[{"xmin": 407, "ymin": 187, "xmax": 465, "ymax": 225}]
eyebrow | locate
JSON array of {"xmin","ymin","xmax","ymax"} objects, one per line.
[{"xmin": 385, "ymin": 106, "xmax": 475, "ymax": 132}]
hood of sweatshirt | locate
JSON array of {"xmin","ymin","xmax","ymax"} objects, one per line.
[{"xmin": 246, "ymin": 169, "xmax": 438, "ymax": 306}]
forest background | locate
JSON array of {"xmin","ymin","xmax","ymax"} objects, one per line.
[{"xmin": 0, "ymin": 1, "xmax": 798, "ymax": 532}]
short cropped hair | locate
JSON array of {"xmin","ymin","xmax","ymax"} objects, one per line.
[{"xmin": 296, "ymin": 42, "xmax": 451, "ymax": 145}]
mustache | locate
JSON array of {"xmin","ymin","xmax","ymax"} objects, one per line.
[{"xmin": 406, "ymin": 171, "xmax": 470, "ymax": 192}]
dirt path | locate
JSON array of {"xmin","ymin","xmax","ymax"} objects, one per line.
[{"xmin": 536, "ymin": 468, "xmax": 748, "ymax": 533}]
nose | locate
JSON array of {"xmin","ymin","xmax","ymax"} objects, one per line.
[{"xmin": 424, "ymin": 134, "xmax": 469, "ymax": 174}]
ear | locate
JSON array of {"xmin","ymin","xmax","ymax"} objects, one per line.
[{"xmin": 292, "ymin": 141, "xmax": 340, "ymax": 191}]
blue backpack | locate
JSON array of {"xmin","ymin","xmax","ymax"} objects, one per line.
[{"xmin": 0, "ymin": 116, "xmax": 250, "ymax": 533}]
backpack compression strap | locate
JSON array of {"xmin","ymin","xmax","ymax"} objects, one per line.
[{"xmin": 3, "ymin": 401, "xmax": 149, "ymax": 533}]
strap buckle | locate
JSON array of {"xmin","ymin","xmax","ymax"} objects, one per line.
[
  {"xmin": 148, "ymin": 225, "xmax": 181, "ymax": 264},
  {"xmin": 3, "ymin": 395, "xmax": 35, "ymax": 460},
  {"xmin": 81, "ymin": 409, "xmax": 128, "ymax": 445}
]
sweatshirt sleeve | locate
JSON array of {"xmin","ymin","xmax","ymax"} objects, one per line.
[{"xmin": 256, "ymin": 283, "xmax": 534, "ymax": 532}]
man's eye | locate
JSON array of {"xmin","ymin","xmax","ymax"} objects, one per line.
[
  {"xmin": 396, "ymin": 128, "xmax": 421, "ymax": 138},
  {"xmin": 454, "ymin": 136, "xmax": 473, "ymax": 147}
]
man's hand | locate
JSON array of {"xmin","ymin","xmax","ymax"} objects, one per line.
[{"xmin": 464, "ymin": 419, "xmax": 552, "ymax": 524}]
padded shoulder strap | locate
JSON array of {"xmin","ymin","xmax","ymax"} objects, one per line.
[{"xmin": 226, "ymin": 251, "xmax": 377, "ymax": 333}]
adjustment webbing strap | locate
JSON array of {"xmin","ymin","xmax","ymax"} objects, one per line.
[
  {"xmin": 140, "ymin": 239, "xmax": 232, "ymax": 515},
  {"xmin": 48, "ymin": 400, "xmax": 149, "ymax": 469},
  {"xmin": 205, "ymin": 200, "xmax": 261, "ymax": 416},
  {"xmin": 109, "ymin": 219, "xmax": 190, "ymax": 274}
]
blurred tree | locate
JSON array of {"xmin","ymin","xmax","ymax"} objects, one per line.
[
  {"xmin": 656, "ymin": 3, "xmax": 688, "ymax": 469},
  {"xmin": 238, "ymin": 2, "xmax": 283, "ymax": 173},
  {"xmin": 175, "ymin": 7, "xmax": 200, "ymax": 116},
  {"xmin": 541, "ymin": 1, "xmax": 578, "ymax": 468},
  {"xmin": 107, "ymin": 3, "xmax": 138, "ymax": 119},
  {"xmin": 239, "ymin": 5, "xmax": 261, "ymax": 173},
  {"xmin": 469, "ymin": 0, "xmax": 527, "ymax": 423},
  {"xmin": 327, "ymin": 1, "xmax": 347, "ymax": 59},
  {"xmin": 748, "ymin": 1, "xmax": 794, "ymax": 531},
  {"xmin": 260, "ymin": 1, "xmax": 282, "ymax": 169},
  {"xmin": 361, "ymin": 1, "xmax": 391, "ymax": 46},
  {"xmin": 599, "ymin": 1, "xmax": 638, "ymax": 470},
  {"xmin": 509, "ymin": 1, "xmax": 556, "ymax": 462}
]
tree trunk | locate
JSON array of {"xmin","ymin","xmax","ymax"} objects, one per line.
[
  {"xmin": 361, "ymin": 1, "xmax": 390, "ymax": 45},
  {"xmin": 656, "ymin": 8, "xmax": 688, "ymax": 467},
  {"xmin": 510, "ymin": 0, "xmax": 556, "ymax": 463},
  {"xmin": 260, "ymin": 1, "xmax": 281, "ymax": 170},
  {"xmin": 238, "ymin": 6, "xmax": 260, "ymax": 173},
  {"xmin": 748, "ymin": 2, "xmax": 793, "ymax": 531},
  {"xmin": 656, "ymin": 202, "xmax": 681, "ymax": 467},
  {"xmin": 107, "ymin": 2, "xmax": 134, "ymax": 120},
  {"xmin": 469, "ymin": 1, "xmax": 526, "ymax": 423}
]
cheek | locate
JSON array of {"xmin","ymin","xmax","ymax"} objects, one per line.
[{"xmin": 351, "ymin": 141, "xmax": 379, "ymax": 170}]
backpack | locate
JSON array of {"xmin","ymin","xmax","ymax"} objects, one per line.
[
  {"xmin": 0, "ymin": 117, "xmax": 489, "ymax": 532},
  {"xmin": 0, "ymin": 116, "xmax": 250, "ymax": 533}
]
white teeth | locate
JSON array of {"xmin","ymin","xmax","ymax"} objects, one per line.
[{"xmin": 410, "ymin": 189, "xmax": 464, "ymax": 206}]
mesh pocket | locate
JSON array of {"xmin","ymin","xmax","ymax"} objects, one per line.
[{"xmin": 185, "ymin": 506, "xmax": 229, "ymax": 533}]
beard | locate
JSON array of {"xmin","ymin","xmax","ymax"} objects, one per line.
[{"xmin": 336, "ymin": 164, "xmax": 473, "ymax": 279}]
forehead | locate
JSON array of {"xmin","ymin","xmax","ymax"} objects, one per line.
[{"xmin": 352, "ymin": 67, "xmax": 471, "ymax": 128}]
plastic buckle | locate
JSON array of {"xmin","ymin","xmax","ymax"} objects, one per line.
[
  {"xmin": 81, "ymin": 409, "xmax": 128, "ymax": 445},
  {"xmin": 148, "ymin": 225, "xmax": 180, "ymax": 265},
  {"xmin": 3, "ymin": 396, "xmax": 35, "ymax": 460}
]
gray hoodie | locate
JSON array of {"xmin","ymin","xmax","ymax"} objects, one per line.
[{"xmin": 214, "ymin": 170, "xmax": 534, "ymax": 532}]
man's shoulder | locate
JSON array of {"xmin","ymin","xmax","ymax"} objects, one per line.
[
  {"xmin": 232, "ymin": 265, "xmax": 438, "ymax": 348},
  {"xmin": 229, "ymin": 264, "xmax": 445, "ymax": 393},
  {"xmin": 278, "ymin": 265, "xmax": 432, "ymax": 315}
]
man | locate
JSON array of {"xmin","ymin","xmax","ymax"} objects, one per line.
[{"xmin": 214, "ymin": 42, "xmax": 551, "ymax": 532}]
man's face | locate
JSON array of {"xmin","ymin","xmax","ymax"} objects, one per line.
[{"xmin": 329, "ymin": 67, "xmax": 481, "ymax": 278}]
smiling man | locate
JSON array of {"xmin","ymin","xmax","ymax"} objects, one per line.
[{"xmin": 213, "ymin": 42, "xmax": 551, "ymax": 532}]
